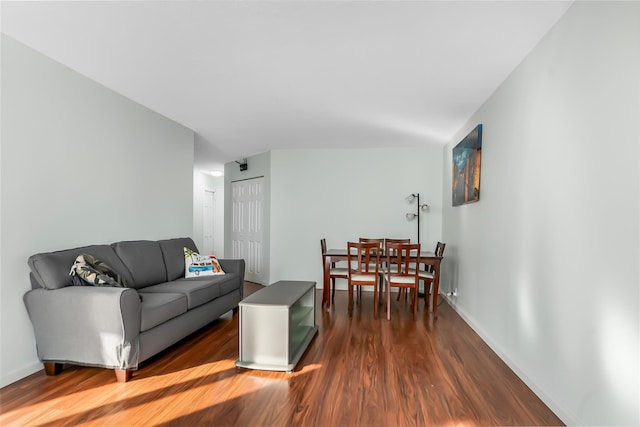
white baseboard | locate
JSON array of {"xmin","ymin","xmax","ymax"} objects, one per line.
[
  {"xmin": 1, "ymin": 360, "xmax": 42, "ymax": 388},
  {"xmin": 443, "ymin": 294, "xmax": 578, "ymax": 426}
]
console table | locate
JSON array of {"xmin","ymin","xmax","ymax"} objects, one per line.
[{"xmin": 235, "ymin": 280, "xmax": 317, "ymax": 372}]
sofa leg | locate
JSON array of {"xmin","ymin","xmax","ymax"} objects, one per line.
[
  {"xmin": 115, "ymin": 369, "xmax": 132, "ymax": 382},
  {"xmin": 43, "ymin": 362, "xmax": 63, "ymax": 376}
]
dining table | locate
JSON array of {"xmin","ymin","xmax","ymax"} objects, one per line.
[{"xmin": 322, "ymin": 247, "xmax": 443, "ymax": 313}]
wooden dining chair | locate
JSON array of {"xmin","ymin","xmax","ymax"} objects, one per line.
[
  {"xmin": 383, "ymin": 238, "xmax": 411, "ymax": 301},
  {"xmin": 358, "ymin": 238, "xmax": 385, "ymax": 301},
  {"xmin": 320, "ymin": 238, "xmax": 348, "ymax": 303},
  {"xmin": 417, "ymin": 241, "xmax": 446, "ymax": 306},
  {"xmin": 347, "ymin": 241, "xmax": 381, "ymax": 317},
  {"xmin": 384, "ymin": 243, "xmax": 421, "ymax": 320},
  {"xmin": 384, "ymin": 238, "xmax": 411, "ymax": 266},
  {"xmin": 384, "ymin": 238, "xmax": 411, "ymax": 248},
  {"xmin": 358, "ymin": 238, "xmax": 385, "ymax": 262}
]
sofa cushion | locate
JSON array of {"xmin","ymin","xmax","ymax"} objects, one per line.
[
  {"xmin": 111, "ymin": 241, "xmax": 167, "ymax": 289},
  {"xmin": 140, "ymin": 276, "xmax": 237, "ymax": 309},
  {"xmin": 159, "ymin": 237, "xmax": 199, "ymax": 282},
  {"xmin": 28, "ymin": 245, "xmax": 133, "ymax": 290},
  {"xmin": 138, "ymin": 292, "xmax": 188, "ymax": 332},
  {"xmin": 218, "ymin": 274, "xmax": 242, "ymax": 296}
]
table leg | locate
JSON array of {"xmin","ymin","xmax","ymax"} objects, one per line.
[
  {"xmin": 323, "ymin": 256, "xmax": 331, "ymax": 309},
  {"xmin": 431, "ymin": 261, "xmax": 441, "ymax": 313}
]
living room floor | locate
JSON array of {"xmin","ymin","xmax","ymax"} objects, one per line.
[{"xmin": 0, "ymin": 282, "xmax": 563, "ymax": 426}]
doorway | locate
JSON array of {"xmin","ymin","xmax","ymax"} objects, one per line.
[{"xmin": 203, "ymin": 189, "xmax": 224, "ymax": 256}]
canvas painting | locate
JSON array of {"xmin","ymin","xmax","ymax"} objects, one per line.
[{"xmin": 452, "ymin": 124, "xmax": 482, "ymax": 206}]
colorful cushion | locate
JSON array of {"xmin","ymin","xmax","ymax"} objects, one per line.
[
  {"xmin": 183, "ymin": 247, "xmax": 225, "ymax": 278},
  {"xmin": 69, "ymin": 253, "xmax": 128, "ymax": 287}
]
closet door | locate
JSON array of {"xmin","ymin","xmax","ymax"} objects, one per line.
[{"xmin": 231, "ymin": 177, "xmax": 265, "ymax": 284}]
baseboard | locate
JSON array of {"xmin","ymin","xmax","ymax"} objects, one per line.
[
  {"xmin": 443, "ymin": 294, "xmax": 578, "ymax": 426},
  {"xmin": 1, "ymin": 360, "xmax": 42, "ymax": 388}
]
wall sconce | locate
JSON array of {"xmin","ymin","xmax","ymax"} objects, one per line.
[{"xmin": 405, "ymin": 193, "xmax": 429, "ymax": 244}]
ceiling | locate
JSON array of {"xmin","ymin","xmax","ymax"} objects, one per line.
[{"xmin": 1, "ymin": 1, "xmax": 573, "ymax": 173}]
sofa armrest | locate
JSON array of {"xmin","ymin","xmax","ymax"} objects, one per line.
[
  {"xmin": 23, "ymin": 286, "xmax": 142, "ymax": 370},
  {"xmin": 218, "ymin": 259, "xmax": 245, "ymax": 299},
  {"xmin": 218, "ymin": 259, "xmax": 245, "ymax": 278}
]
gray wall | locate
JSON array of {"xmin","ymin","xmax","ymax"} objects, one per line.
[
  {"xmin": 441, "ymin": 3, "xmax": 639, "ymax": 425},
  {"xmin": 0, "ymin": 35, "xmax": 195, "ymax": 387}
]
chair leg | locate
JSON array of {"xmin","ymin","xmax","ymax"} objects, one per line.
[
  {"xmin": 331, "ymin": 278, "xmax": 336, "ymax": 302},
  {"xmin": 348, "ymin": 283, "xmax": 354, "ymax": 316},
  {"xmin": 412, "ymin": 288, "xmax": 418, "ymax": 320},
  {"xmin": 386, "ymin": 284, "xmax": 392, "ymax": 321},
  {"xmin": 423, "ymin": 281, "xmax": 431, "ymax": 305},
  {"xmin": 397, "ymin": 288, "xmax": 409, "ymax": 302},
  {"xmin": 373, "ymin": 286, "xmax": 378, "ymax": 318}
]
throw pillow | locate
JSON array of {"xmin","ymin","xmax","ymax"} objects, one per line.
[
  {"xmin": 184, "ymin": 247, "xmax": 225, "ymax": 278},
  {"xmin": 69, "ymin": 253, "xmax": 128, "ymax": 287}
]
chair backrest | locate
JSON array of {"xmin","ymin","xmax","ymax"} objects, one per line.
[
  {"xmin": 384, "ymin": 238, "xmax": 411, "ymax": 257},
  {"xmin": 386, "ymin": 243, "xmax": 421, "ymax": 278},
  {"xmin": 348, "ymin": 241, "xmax": 381, "ymax": 276},
  {"xmin": 425, "ymin": 241, "xmax": 446, "ymax": 274},
  {"xmin": 359, "ymin": 237, "xmax": 384, "ymax": 252},
  {"xmin": 320, "ymin": 238, "xmax": 335, "ymax": 268}
]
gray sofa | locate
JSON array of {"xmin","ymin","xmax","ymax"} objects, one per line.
[{"xmin": 24, "ymin": 237, "xmax": 244, "ymax": 382}]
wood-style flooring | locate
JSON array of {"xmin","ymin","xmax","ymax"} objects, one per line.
[{"xmin": 0, "ymin": 282, "xmax": 563, "ymax": 426}]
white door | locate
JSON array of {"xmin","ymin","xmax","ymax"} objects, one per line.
[
  {"xmin": 203, "ymin": 189, "xmax": 225, "ymax": 256},
  {"xmin": 231, "ymin": 177, "xmax": 265, "ymax": 284},
  {"xmin": 212, "ymin": 188, "xmax": 224, "ymax": 256},
  {"xmin": 203, "ymin": 190, "xmax": 215, "ymax": 254}
]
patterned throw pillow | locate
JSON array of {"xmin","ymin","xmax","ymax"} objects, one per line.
[
  {"xmin": 183, "ymin": 247, "xmax": 225, "ymax": 278},
  {"xmin": 69, "ymin": 253, "xmax": 127, "ymax": 287}
]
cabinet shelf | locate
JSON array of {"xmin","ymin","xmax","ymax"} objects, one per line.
[{"xmin": 291, "ymin": 306, "xmax": 313, "ymax": 327}]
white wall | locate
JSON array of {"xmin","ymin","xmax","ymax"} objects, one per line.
[
  {"xmin": 223, "ymin": 148, "xmax": 442, "ymax": 287},
  {"xmin": 0, "ymin": 35, "xmax": 195, "ymax": 387},
  {"xmin": 441, "ymin": 2, "xmax": 639, "ymax": 425},
  {"xmin": 270, "ymin": 147, "xmax": 443, "ymax": 287}
]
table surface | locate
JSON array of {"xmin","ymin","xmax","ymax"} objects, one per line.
[
  {"xmin": 240, "ymin": 280, "xmax": 316, "ymax": 307},
  {"xmin": 323, "ymin": 248, "xmax": 441, "ymax": 258}
]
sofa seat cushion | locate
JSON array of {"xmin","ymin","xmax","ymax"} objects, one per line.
[
  {"xmin": 138, "ymin": 292, "xmax": 188, "ymax": 332},
  {"xmin": 140, "ymin": 276, "xmax": 237, "ymax": 310},
  {"xmin": 217, "ymin": 274, "xmax": 241, "ymax": 297}
]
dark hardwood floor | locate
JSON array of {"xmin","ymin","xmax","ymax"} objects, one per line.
[{"xmin": 0, "ymin": 282, "xmax": 563, "ymax": 426}]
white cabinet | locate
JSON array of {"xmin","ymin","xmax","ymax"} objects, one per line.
[{"xmin": 235, "ymin": 280, "xmax": 317, "ymax": 372}]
